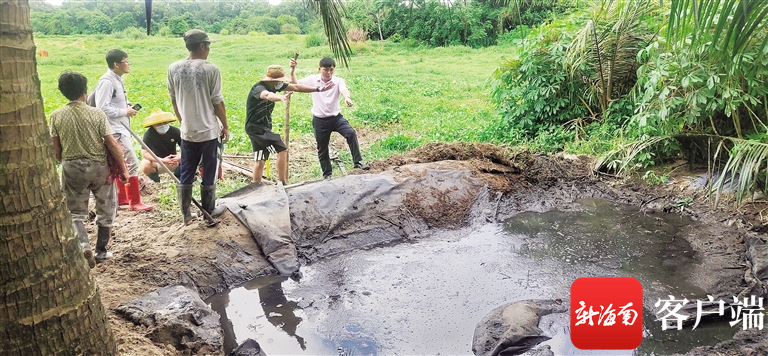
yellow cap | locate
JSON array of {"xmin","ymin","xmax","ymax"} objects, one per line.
[{"xmin": 143, "ymin": 109, "xmax": 177, "ymax": 128}]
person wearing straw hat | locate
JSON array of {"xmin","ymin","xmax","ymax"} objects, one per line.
[
  {"xmin": 140, "ymin": 109, "xmax": 182, "ymax": 182},
  {"xmin": 245, "ymin": 64, "xmax": 334, "ymax": 185}
]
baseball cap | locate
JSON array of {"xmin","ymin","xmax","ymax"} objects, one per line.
[{"xmin": 183, "ymin": 29, "xmax": 216, "ymax": 45}]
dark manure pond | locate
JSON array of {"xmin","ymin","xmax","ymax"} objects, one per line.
[{"xmin": 207, "ymin": 198, "xmax": 739, "ymax": 355}]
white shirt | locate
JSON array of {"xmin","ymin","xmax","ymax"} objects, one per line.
[
  {"xmin": 167, "ymin": 59, "xmax": 224, "ymax": 142},
  {"xmin": 95, "ymin": 70, "xmax": 130, "ymax": 136},
  {"xmin": 297, "ymin": 74, "xmax": 348, "ymax": 118}
]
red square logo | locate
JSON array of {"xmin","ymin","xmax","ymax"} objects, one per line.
[{"xmin": 570, "ymin": 277, "xmax": 643, "ymax": 350}]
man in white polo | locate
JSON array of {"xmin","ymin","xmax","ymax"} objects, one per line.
[{"xmin": 291, "ymin": 57, "xmax": 368, "ymax": 180}]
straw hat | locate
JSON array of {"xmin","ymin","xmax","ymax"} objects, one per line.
[
  {"xmin": 143, "ymin": 109, "xmax": 177, "ymax": 128},
  {"xmin": 260, "ymin": 65, "xmax": 290, "ymax": 82}
]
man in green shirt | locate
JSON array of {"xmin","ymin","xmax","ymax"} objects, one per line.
[{"xmin": 50, "ymin": 71, "xmax": 128, "ymax": 264}]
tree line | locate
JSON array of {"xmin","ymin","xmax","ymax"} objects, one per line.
[{"xmin": 30, "ymin": 0, "xmax": 573, "ymax": 47}]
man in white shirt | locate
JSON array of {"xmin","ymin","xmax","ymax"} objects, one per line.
[
  {"xmin": 167, "ymin": 29, "xmax": 230, "ymax": 224},
  {"xmin": 95, "ymin": 49, "xmax": 153, "ymax": 211},
  {"xmin": 291, "ymin": 57, "xmax": 368, "ymax": 180}
]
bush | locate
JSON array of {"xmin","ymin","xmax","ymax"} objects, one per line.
[
  {"xmin": 158, "ymin": 26, "xmax": 174, "ymax": 37},
  {"xmin": 402, "ymin": 38, "xmax": 419, "ymax": 48},
  {"xmin": 280, "ymin": 23, "xmax": 301, "ymax": 35},
  {"xmin": 122, "ymin": 27, "xmax": 146, "ymax": 40},
  {"xmin": 488, "ymin": 23, "xmax": 586, "ymax": 144},
  {"xmin": 304, "ymin": 32, "xmax": 325, "ymax": 47},
  {"xmin": 388, "ymin": 33, "xmax": 402, "ymax": 43},
  {"xmin": 219, "ymin": 29, "xmax": 229, "ymax": 35}
]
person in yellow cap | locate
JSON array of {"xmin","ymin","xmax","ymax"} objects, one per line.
[{"xmin": 140, "ymin": 109, "xmax": 182, "ymax": 182}]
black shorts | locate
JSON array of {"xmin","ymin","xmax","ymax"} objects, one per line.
[{"xmin": 248, "ymin": 130, "xmax": 287, "ymax": 161}]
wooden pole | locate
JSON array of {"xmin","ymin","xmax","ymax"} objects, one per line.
[
  {"xmin": 120, "ymin": 122, "xmax": 218, "ymax": 226},
  {"xmin": 284, "ymin": 52, "xmax": 298, "ymax": 181}
]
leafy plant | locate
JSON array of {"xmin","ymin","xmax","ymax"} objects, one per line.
[
  {"xmin": 709, "ymin": 136, "xmax": 768, "ymax": 205},
  {"xmin": 305, "ymin": 32, "xmax": 326, "ymax": 47},
  {"xmin": 672, "ymin": 197, "xmax": 694, "ymax": 214},
  {"xmin": 489, "ymin": 20, "xmax": 587, "ymax": 144},
  {"xmin": 565, "ymin": 0, "xmax": 658, "ymax": 116},
  {"xmin": 641, "ymin": 170, "xmax": 668, "ymax": 186}
]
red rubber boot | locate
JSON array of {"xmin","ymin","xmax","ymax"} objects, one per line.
[
  {"xmin": 127, "ymin": 176, "xmax": 154, "ymax": 211},
  {"xmin": 116, "ymin": 180, "xmax": 129, "ymax": 206}
]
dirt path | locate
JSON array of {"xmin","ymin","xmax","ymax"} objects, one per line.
[{"xmin": 88, "ymin": 142, "xmax": 765, "ymax": 355}]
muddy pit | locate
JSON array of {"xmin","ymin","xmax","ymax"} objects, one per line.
[
  {"xmin": 89, "ymin": 143, "xmax": 766, "ymax": 355},
  {"xmin": 206, "ymin": 198, "xmax": 741, "ymax": 355}
]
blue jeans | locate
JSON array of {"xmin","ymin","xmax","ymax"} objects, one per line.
[{"xmin": 180, "ymin": 138, "xmax": 219, "ymax": 186}]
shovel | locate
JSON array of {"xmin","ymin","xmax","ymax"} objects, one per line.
[{"xmin": 120, "ymin": 122, "xmax": 219, "ymax": 227}]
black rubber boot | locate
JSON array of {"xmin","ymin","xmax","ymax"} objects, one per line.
[
  {"xmin": 94, "ymin": 226, "xmax": 113, "ymax": 262},
  {"xmin": 201, "ymin": 185, "xmax": 216, "ymax": 215},
  {"xmin": 177, "ymin": 184, "xmax": 194, "ymax": 225}
]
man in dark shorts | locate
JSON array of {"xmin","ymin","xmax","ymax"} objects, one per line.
[
  {"xmin": 140, "ymin": 109, "xmax": 181, "ymax": 182},
  {"xmin": 245, "ymin": 64, "xmax": 334, "ymax": 185}
]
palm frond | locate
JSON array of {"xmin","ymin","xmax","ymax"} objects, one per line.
[
  {"xmin": 594, "ymin": 135, "xmax": 671, "ymax": 173},
  {"xmin": 305, "ymin": 0, "xmax": 352, "ymax": 68},
  {"xmin": 668, "ymin": 0, "xmax": 768, "ymax": 66},
  {"xmin": 710, "ymin": 137, "xmax": 768, "ymax": 205},
  {"xmin": 566, "ymin": 0, "xmax": 656, "ymax": 114}
]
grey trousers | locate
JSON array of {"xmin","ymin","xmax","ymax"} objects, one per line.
[
  {"xmin": 62, "ymin": 158, "xmax": 117, "ymax": 248},
  {"xmin": 114, "ymin": 132, "xmax": 140, "ymax": 176}
]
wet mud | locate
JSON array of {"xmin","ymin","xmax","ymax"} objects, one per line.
[{"xmin": 90, "ymin": 142, "xmax": 766, "ymax": 355}]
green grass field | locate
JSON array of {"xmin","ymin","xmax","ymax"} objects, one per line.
[{"xmin": 35, "ymin": 32, "xmax": 516, "ymax": 206}]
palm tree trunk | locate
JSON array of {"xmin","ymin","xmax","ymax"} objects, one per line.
[{"xmin": 0, "ymin": 0, "xmax": 116, "ymax": 354}]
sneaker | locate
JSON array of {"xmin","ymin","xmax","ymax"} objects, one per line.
[
  {"xmin": 354, "ymin": 162, "xmax": 370, "ymax": 170},
  {"xmin": 95, "ymin": 251, "xmax": 113, "ymax": 262}
]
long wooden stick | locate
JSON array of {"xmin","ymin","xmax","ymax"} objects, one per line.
[
  {"xmin": 284, "ymin": 94, "xmax": 290, "ymax": 181},
  {"xmin": 120, "ymin": 122, "xmax": 218, "ymax": 226}
]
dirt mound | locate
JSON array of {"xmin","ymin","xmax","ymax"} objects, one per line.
[
  {"xmin": 367, "ymin": 142, "xmax": 595, "ymax": 192},
  {"xmin": 371, "ymin": 142, "xmax": 516, "ymax": 169}
]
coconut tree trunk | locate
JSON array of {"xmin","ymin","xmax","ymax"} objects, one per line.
[{"xmin": 0, "ymin": 0, "xmax": 116, "ymax": 355}]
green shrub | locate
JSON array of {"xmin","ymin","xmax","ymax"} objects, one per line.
[
  {"xmin": 219, "ymin": 29, "xmax": 229, "ymax": 35},
  {"xmin": 488, "ymin": 22, "xmax": 586, "ymax": 145},
  {"xmin": 402, "ymin": 38, "xmax": 419, "ymax": 48},
  {"xmin": 157, "ymin": 26, "xmax": 174, "ymax": 37},
  {"xmin": 304, "ymin": 32, "xmax": 325, "ymax": 47},
  {"xmin": 280, "ymin": 23, "xmax": 301, "ymax": 35},
  {"xmin": 388, "ymin": 33, "xmax": 402, "ymax": 43},
  {"xmin": 122, "ymin": 27, "xmax": 146, "ymax": 40}
]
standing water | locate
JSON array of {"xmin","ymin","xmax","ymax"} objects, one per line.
[{"xmin": 207, "ymin": 199, "xmax": 737, "ymax": 355}]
